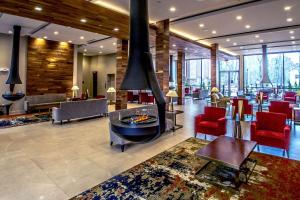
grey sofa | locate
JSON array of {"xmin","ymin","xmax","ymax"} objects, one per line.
[
  {"xmin": 52, "ymin": 99, "xmax": 108, "ymax": 124},
  {"xmin": 24, "ymin": 93, "xmax": 66, "ymax": 113},
  {"xmin": 109, "ymin": 105, "xmax": 175, "ymax": 152}
]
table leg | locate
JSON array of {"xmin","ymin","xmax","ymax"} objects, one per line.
[{"xmin": 5, "ymin": 105, "xmax": 10, "ymax": 115}]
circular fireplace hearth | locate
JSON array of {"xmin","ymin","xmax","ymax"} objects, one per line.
[{"xmin": 121, "ymin": 115, "xmax": 157, "ymax": 125}]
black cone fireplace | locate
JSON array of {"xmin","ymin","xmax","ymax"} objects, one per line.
[
  {"xmin": 116, "ymin": 0, "xmax": 166, "ymax": 142},
  {"xmin": 2, "ymin": 25, "xmax": 25, "ymax": 101}
]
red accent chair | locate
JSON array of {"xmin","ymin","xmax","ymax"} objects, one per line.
[
  {"xmin": 194, "ymin": 107, "xmax": 227, "ymax": 139},
  {"xmin": 251, "ymin": 112, "xmax": 290, "ymax": 157},
  {"xmin": 139, "ymin": 92, "xmax": 155, "ymax": 104},
  {"xmin": 284, "ymin": 91, "xmax": 297, "ymax": 103},
  {"xmin": 232, "ymin": 98, "xmax": 253, "ymax": 118},
  {"xmin": 269, "ymin": 101, "xmax": 292, "ymax": 120},
  {"xmin": 185, "ymin": 88, "xmax": 190, "ymax": 96},
  {"xmin": 127, "ymin": 91, "xmax": 134, "ymax": 102}
]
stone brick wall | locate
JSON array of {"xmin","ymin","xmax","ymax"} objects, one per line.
[
  {"xmin": 177, "ymin": 51, "xmax": 185, "ymax": 105},
  {"xmin": 210, "ymin": 43, "xmax": 219, "ymax": 88},
  {"xmin": 115, "ymin": 39, "xmax": 128, "ymax": 110}
]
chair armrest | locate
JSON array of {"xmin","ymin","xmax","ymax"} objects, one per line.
[
  {"xmin": 217, "ymin": 117, "xmax": 226, "ymax": 130},
  {"xmin": 250, "ymin": 122, "xmax": 257, "ymax": 139},
  {"xmin": 52, "ymin": 107, "xmax": 62, "ymax": 121},
  {"xmin": 284, "ymin": 125, "xmax": 291, "ymax": 149},
  {"xmin": 195, "ymin": 114, "xmax": 205, "ymax": 122}
]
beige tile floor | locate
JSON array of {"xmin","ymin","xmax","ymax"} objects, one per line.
[
  {"xmin": 1, "ymin": 99, "xmax": 299, "ymax": 200},
  {"xmin": 0, "ymin": 99, "xmax": 203, "ymax": 200}
]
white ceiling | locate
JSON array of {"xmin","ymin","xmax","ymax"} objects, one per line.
[
  {"xmin": 0, "ymin": 14, "xmax": 116, "ymax": 56},
  {"xmin": 91, "ymin": 0, "xmax": 300, "ymax": 55}
]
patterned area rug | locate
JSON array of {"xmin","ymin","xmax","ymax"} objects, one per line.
[
  {"xmin": 70, "ymin": 138, "xmax": 300, "ymax": 200},
  {"xmin": 0, "ymin": 113, "xmax": 50, "ymax": 128}
]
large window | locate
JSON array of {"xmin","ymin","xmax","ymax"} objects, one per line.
[
  {"xmin": 244, "ymin": 52, "xmax": 300, "ymax": 90},
  {"xmin": 284, "ymin": 53, "xmax": 300, "ymax": 88},
  {"xmin": 185, "ymin": 59, "xmax": 211, "ymax": 89},
  {"xmin": 244, "ymin": 55, "xmax": 262, "ymax": 88},
  {"xmin": 219, "ymin": 59, "xmax": 240, "ymax": 96}
]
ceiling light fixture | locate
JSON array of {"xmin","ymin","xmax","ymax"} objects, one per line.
[
  {"xmin": 212, "ymin": 30, "xmax": 217, "ymax": 34},
  {"xmin": 54, "ymin": 31, "xmax": 59, "ymax": 35},
  {"xmin": 80, "ymin": 36, "xmax": 84, "ymax": 40},
  {"xmin": 8, "ymin": 30, "xmax": 13, "ymax": 34},
  {"xmin": 99, "ymin": 51, "xmax": 103, "ymax": 54},
  {"xmin": 34, "ymin": 6, "xmax": 42, "ymax": 11},
  {"xmin": 289, "ymin": 30, "xmax": 294, "ymax": 34},
  {"xmin": 169, "ymin": 7, "xmax": 176, "ymax": 12},
  {"xmin": 284, "ymin": 6, "xmax": 292, "ymax": 11},
  {"xmin": 255, "ymin": 35, "xmax": 260, "ymax": 38},
  {"xmin": 113, "ymin": 42, "xmax": 116, "ymax": 46},
  {"xmin": 236, "ymin": 16, "xmax": 243, "ymax": 20},
  {"xmin": 260, "ymin": 39, "xmax": 264, "ymax": 43},
  {"xmin": 226, "ymin": 38, "xmax": 231, "ymax": 42},
  {"xmin": 100, "ymin": 45, "xmax": 104, "ymax": 48},
  {"xmin": 113, "ymin": 27, "xmax": 119, "ymax": 32},
  {"xmin": 84, "ymin": 49, "xmax": 87, "ymax": 52},
  {"xmin": 233, "ymin": 42, "xmax": 237, "ymax": 46},
  {"xmin": 172, "ymin": 44, "xmax": 176, "ymax": 47},
  {"xmin": 245, "ymin": 25, "xmax": 251, "ymax": 29},
  {"xmin": 287, "ymin": 18, "xmax": 293, "ymax": 22},
  {"xmin": 291, "ymin": 36, "xmax": 295, "ymax": 39},
  {"xmin": 68, "ymin": 40, "xmax": 72, "ymax": 43},
  {"xmin": 43, "ymin": 36, "xmax": 47, "ymax": 39},
  {"xmin": 185, "ymin": 47, "xmax": 188, "ymax": 50},
  {"xmin": 199, "ymin": 23, "xmax": 205, "ymax": 28},
  {"xmin": 80, "ymin": 18, "xmax": 87, "ymax": 23},
  {"xmin": 292, "ymin": 41, "xmax": 296, "ymax": 44}
]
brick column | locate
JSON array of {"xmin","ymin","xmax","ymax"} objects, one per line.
[
  {"xmin": 115, "ymin": 39, "xmax": 128, "ymax": 110},
  {"xmin": 177, "ymin": 51, "xmax": 185, "ymax": 105},
  {"xmin": 211, "ymin": 43, "xmax": 219, "ymax": 88},
  {"xmin": 155, "ymin": 19, "xmax": 170, "ymax": 95}
]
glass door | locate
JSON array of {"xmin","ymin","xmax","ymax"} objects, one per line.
[{"xmin": 219, "ymin": 71, "xmax": 239, "ymax": 97}]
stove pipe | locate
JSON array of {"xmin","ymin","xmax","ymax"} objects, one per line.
[
  {"xmin": 6, "ymin": 25, "xmax": 22, "ymax": 92},
  {"xmin": 261, "ymin": 44, "xmax": 271, "ymax": 85},
  {"xmin": 120, "ymin": 0, "xmax": 166, "ymax": 133}
]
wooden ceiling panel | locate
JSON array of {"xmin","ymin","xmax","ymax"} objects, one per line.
[{"xmin": 0, "ymin": 0, "xmax": 130, "ymax": 39}]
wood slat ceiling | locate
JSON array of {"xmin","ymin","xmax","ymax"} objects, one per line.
[{"xmin": 0, "ymin": 0, "xmax": 130, "ymax": 39}]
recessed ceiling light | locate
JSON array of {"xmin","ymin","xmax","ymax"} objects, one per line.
[
  {"xmin": 291, "ymin": 36, "xmax": 295, "ymax": 39},
  {"xmin": 240, "ymin": 46, "xmax": 244, "ymax": 49},
  {"xmin": 83, "ymin": 53, "xmax": 86, "ymax": 56},
  {"xmin": 99, "ymin": 51, "xmax": 103, "ymax": 54},
  {"xmin": 292, "ymin": 41, "xmax": 296, "ymax": 44},
  {"xmin": 245, "ymin": 25, "xmax": 251, "ymax": 29},
  {"xmin": 284, "ymin": 6, "xmax": 292, "ymax": 11},
  {"xmin": 199, "ymin": 23, "xmax": 205, "ymax": 28},
  {"xmin": 233, "ymin": 42, "xmax": 237, "ymax": 46},
  {"xmin": 236, "ymin": 16, "xmax": 243, "ymax": 20},
  {"xmin": 170, "ymin": 7, "xmax": 176, "ymax": 12},
  {"xmin": 80, "ymin": 18, "xmax": 87, "ymax": 23},
  {"xmin": 255, "ymin": 35, "xmax": 260, "ymax": 38},
  {"xmin": 54, "ymin": 31, "xmax": 59, "ymax": 35},
  {"xmin": 113, "ymin": 27, "xmax": 119, "ymax": 32},
  {"xmin": 34, "ymin": 6, "xmax": 42, "ymax": 11},
  {"xmin": 212, "ymin": 30, "xmax": 217, "ymax": 34},
  {"xmin": 226, "ymin": 38, "xmax": 231, "ymax": 42},
  {"xmin": 80, "ymin": 36, "xmax": 84, "ymax": 40},
  {"xmin": 43, "ymin": 36, "xmax": 47, "ymax": 39},
  {"xmin": 84, "ymin": 49, "xmax": 87, "ymax": 52},
  {"xmin": 100, "ymin": 45, "xmax": 104, "ymax": 48},
  {"xmin": 68, "ymin": 40, "xmax": 72, "ymax": 43},
  {"xmin": 8, "ymin": 30, "xmax": 13, "ymax": 34},
  {"xmin": 172, "ymin": 44, "xmax": 176, "ymax": 47},
  {"xmin": 260, "ymin": 39, "xmax": 264, "ymax": 43},
  {"xmin": 287, "ymin": 18, "xmax": 293, "ymax": 22},
  {"xmin": 185, "ymin": 47, "xmax": 188, "ymax": 50},
  {"xmin": 113, "ymin": 42, "xmax": 116, "ymax": 46},
  {"xmin": 289, "ymin": 30, "xmax": 294, "ymax": 34}
]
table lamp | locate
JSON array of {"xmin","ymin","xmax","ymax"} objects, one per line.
[
  {"xmin": 107, "ymin": 87, "xmax": 116, "ymax": 104},
  {"xmin": 71, "ymin": 85, "xmax": 79, "ymax": 98},
  {"xmin": 166, "ymin": 90, "xmax": 178, "ymax": 112},
  {"xmin": 211, "ymin": 87, "xmax": 219, "ymax": 93}
]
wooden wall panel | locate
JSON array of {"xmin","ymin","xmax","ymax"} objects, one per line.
[{"xmin": 27, "ymin": 37, "xmax": 74, "ymax": 96}]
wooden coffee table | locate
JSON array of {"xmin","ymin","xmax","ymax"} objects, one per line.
[{"xmin": 196, "ymin": 136, "xmax": 257, "ymax": 188}]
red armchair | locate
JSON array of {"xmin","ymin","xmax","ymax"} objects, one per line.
[
  {"xmin": 284, "ymin": 91, "xmax": 297, "ymax": 103},
  {"xmin": 194, "ymin": 107, "xmax": 227, "ymax": 139},
  {"xmin": 269, "ymin": 101, "xmax": 292, "ymax": 120},
  {"xmin": 251, "ymin": 112, "xmax": 290, "ymax": 157},
  {"xmin": 232, "ymin": 98, "xmax": 253, "ymax": 118},
  {"xmin": 127, "ymin": 91, "xmax": 134, "ymax": 102}
]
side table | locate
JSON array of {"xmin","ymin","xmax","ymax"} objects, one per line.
[
  {"xmin": 166, "ymin": 110, "xmax": 184, "ymax": 130},
  {"xmin": 0, "ymin": 103, "xmax": 12, "ymax": 115}
]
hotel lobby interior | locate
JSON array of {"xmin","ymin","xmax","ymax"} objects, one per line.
[{"xmin": 1, "ymin": 0, "xmax": 300, "ymax": 199}]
